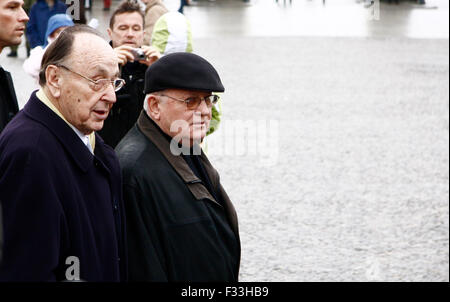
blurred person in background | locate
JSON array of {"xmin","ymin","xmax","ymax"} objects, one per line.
[
  {"xmin": 99, "ymin": 0, "xmax": 161, "ymax": 148},
  {"xmin": 178, "ymin": 0, "xmax": 190, "ymax": 14},
  {"xmin": 103, "ymin": 0, "xmax": 111, "ymax": 11},
  {"xmin": 23, "ymin": 13, "xmax": 74, "ymax": 84},
  {"xmin": 5, "ymin": 0, "xmax": 33, "ymax": 58},
  {"xmin": 151, "ymin": 11, "xmax": 193, "ymax": 55},
  {"xmin": 0, "ymin": 0, "xmax": 28, "ymax": 266},
  {"xmin": 26, "ymin": 0, "xmax": 66, "ymax": 49},
  {"xmin": 0, "ymin": 0, "xmax": 29, "ymax": 133},
  {"xmin": 141, "ymin": 0, "xmax": 168, "ymax": 46}
]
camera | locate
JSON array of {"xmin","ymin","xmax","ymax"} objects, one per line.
[{"xmin": 131, "ymin": 48, "xmax": 146, "ymax": 61}]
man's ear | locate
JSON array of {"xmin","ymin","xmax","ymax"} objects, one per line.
[
  {"xmin": 107, "ymin": 28, "xmax": 113, "ymax": 42},
  {"xmin": 45, "ymin": 65, "xmax": 61, "ymax": 98},
  {"xmin": 146, "ymin": 95, "xmax": 162, "ymax": 120}
]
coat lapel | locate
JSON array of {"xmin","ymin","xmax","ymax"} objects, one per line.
[
  {"xmin": 199, "ymin": 154, "xmax": 240, "ymax": 238},
  {"xmin": 23, "ymin": 92, "xmax": 94, "ymax": 173}
]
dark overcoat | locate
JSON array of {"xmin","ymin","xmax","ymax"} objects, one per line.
[
  {"xmin": 98, "ymin": 61, "xmax": 147, "ymax": 148},
  {"xmin": 116, "ymin": 112, "xmax": 241, "ymax": 282},
  {"xmin": 0, "ymin": 67, "xmax": 19, "ymax": 134},
  {"xmin": 0, "ymin": 92, "xmax": 127, "ymax": 281}
]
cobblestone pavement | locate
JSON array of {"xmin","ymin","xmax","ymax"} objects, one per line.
[{"xmin": 1, "ymin": 0, "xmax": 448, "ymax": 281}]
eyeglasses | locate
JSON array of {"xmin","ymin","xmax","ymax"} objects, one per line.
[
  {"xmin": 159, "ymin": 94, "xmax": 220, "ymax": 110},
  {"xmin": 57, "ymin": 65, "xmax": 125, "ymax": 92}
]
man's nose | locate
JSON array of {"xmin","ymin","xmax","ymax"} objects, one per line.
[
  {"xmin": 102, "ymin": 83, "xmax": 117, "ymax": 104},
  {"xmin": 19, "ymin": 7, "xmax": 29, "ymax": 23},
  {"xmin": 126, "ymin": 28, "xmax": 135, "ymax": 37},
  {"xmin": 197, "ymin": 99, "xmax": 211, "ymax": 116}
]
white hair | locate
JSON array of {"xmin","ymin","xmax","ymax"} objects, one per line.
[
  {"xmin": 143, "ymin": 94, "xmax": 150, "ymax": 111},
  {"xmin": 143, "ymin": 92, "xmax": 165, "ymax": 112}
]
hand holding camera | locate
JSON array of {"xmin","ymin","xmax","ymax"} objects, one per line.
[
  {"xmin": 137, "ymin": 45, "xmax": 162, "ymax": 66},
  {"xmin": 131, "ymin": 48, "xmax": 146, "ymax": 61},
  {"xmin": 114, "ymin": 45, "xmax": 161, "ymax": 66}
]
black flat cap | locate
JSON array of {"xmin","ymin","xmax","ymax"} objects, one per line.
[{"xmin": 144, "ymin": 52, "xmax": 225, "ymax": 94}]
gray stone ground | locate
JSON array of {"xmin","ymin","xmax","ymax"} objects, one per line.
[
  {"xmin": 0, "ymin": 0, "xmax": 448, "ymax": 281},
  {"xmin": 201, "ymin": 36, "xmax": 449, "ymax": 281}
]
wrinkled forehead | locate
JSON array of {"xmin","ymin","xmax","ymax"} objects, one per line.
[{"xmin": 68, "ymin": 33, "xmax": 119, "ymax": 76}]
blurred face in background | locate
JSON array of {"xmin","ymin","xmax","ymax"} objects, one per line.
[
  {"xmin": 108, "ymin": 12, "xmax": 145, "ymax": 49},
  {"xmin": 46, "ymin": 26, "xmax": 70, "ymax": 46},
  {"xmin": 49, "ymin": 26, "xmax": 69, "ymax": 41},
  {"xmin": 0, "ymin": 0, "xmax": 28, "ymax": 51}
]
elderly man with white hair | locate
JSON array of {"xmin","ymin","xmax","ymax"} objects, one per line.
[
  {"xmin": 116, "ymin": 52, "xmax": 240, "ymax": 281},
  {"xmin": 0, "ymin": 25, "xmax": 127, "ymax": 281}
]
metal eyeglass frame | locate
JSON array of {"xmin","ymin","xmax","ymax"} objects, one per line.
[
  {"xmin": 57, "ymin": 65, "xmax": 125, "ymax": 92},
  {"xmin": 159, "ymin": 94, "xmax": 220, "ymax": 109}
]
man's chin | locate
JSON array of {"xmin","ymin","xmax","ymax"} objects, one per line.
[
  {"xmin": 8, "ymin": 38, "xmax": 22, "ymax": 46},
  {"xmin": 88, "ymin": 121, "xmax": 105, "ymax": 133},
  {"xmin": 191, "ymin": 134, "xmax": 206, "ymax": 145}
]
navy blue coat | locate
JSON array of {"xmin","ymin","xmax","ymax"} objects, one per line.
[
  {"xmin": 26, "ymin": 0, "xmax": 67, "ymax": 48},
  {"xmin": 0, "ymin": 92, "xmax": 127, "ymax": 281}
]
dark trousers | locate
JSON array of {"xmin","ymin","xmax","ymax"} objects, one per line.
[{"xmin": 178, "ymin": 0, "xmax": 187, "ymax": 14}]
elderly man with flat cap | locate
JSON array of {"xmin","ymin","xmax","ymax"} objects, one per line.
[{"xmin": 116, "ymin": 52, "xmax": 240, "ymax": 282}]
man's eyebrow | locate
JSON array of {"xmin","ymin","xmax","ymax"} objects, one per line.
[
  {"xmin": 7, "ymin": 0, "xmax": 23, "ymax": 5},
  {"xmin": 93, "ymin": 66, "xmax": 109, "ymax": 75}
]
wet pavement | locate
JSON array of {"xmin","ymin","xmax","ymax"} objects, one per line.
[
  {"xmin": 183, "ymin": 0, "xmax": 449, "ymax": 39},
  {"xmin": 1, "ymin": 0, "xmax": 449, "ymax": 281}
]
